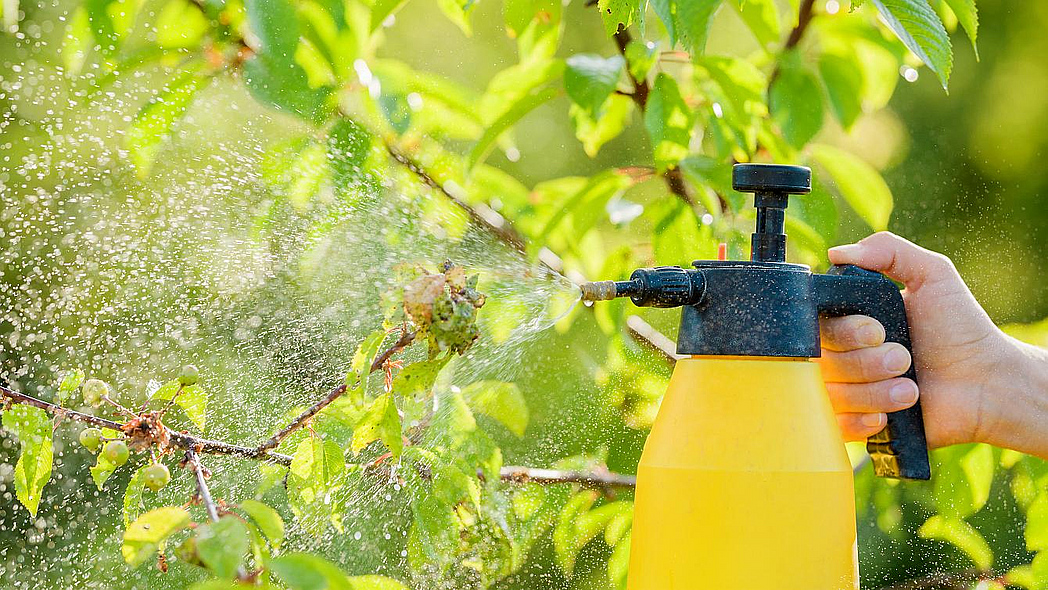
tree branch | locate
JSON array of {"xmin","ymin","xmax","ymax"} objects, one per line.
[
  {"xmin": 876, "ymin": 568, "xmax": 1009, "ymax": 590},
  {"xmin": 626, "ymin": 315, "xmax": 681, "ymax": 363},
  {"xmin": 1, "ymin": 383, "xmax": 124, "ymax": 430},
  {"xmin": 384, "ymin": 145, "xmax": 527, "ymax": 253},
  {"xmin": 498, "ymin": 465, "xmax": 636, "ymax": 489},
  {"xmin": 253, "ymin": 329, "xmax": 416, "ymax": 455},
  {"xmin": 185, "ymin": 449, "xmax": 220, "ymax": 522},
  {"xmin": 768, "ymin": 0, "xmax": 817, "ymax": 93},
  {"xmin": 1, "ymin": 382, "xmax": 295, "ymax": 465},
  {"xmin": 610, "ymin": 25, "xmax": 708, "ymax": 211}
]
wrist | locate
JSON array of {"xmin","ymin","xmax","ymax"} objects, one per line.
[{"xmin": 976, "ymin": 333, "xmax": 1048, "ymax": 457}]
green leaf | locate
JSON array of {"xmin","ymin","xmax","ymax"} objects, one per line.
[
  {"xmin": 57, "ymin": 368, "xmax": 85, "ymax": 406},
  {"xmin": 624, "ymin": 39, "xmax": 657, "ymax": 81},
  {"xmin": 676, "ymin": 0, "xmax": 724, "ymax": 56},
  {"xmin": 2, "ymin": 405, "xmax": 53, "ymax": 516},
  {"xmin": 61, "ymin": 7, "xmax": 92, "ymax": 76},
  {"xmin": 410, "ymin": 494, "xmax": 459, "ymax": 566},
  {"xmin": 351, "ymin": 392, "xmax": 403, "ymax": 457},
  {"xmin": 85, "ymin": 0, "xmax": 119, "ymax": 57},
  {"xmin": 91, "ymin": 452, "xmax": 117, "ymax": 490},
  {"xmin": 870, "ymin": 0, "xmax": 953, "ymax": 89},
  {"xmin": 540, "ymin": 170, "xmax": 632, "ymax": 241},
  {"xmin": 290, "ymin": 436, "xmax": 346, "ymax": 498},
  {"xmin": 327, "ymin": 118, "xmax": 372, "ymax": 192},
  {"xmin": 1025, "ymin": 493, "xmax": 1048, "ymax": 552},
  {"xmin": 597, "ymin": 0, "xmax": 643, "ymax": 36},
  {"xmin": 649, "ymin": 0, "xmax": 677, "ymax": 46},
  {"xmin": 918, "ymin": 514, "xmax": 993, "ymax": 571},
  {"xmin": 123, "ymin": 465, "xmax": 148, "ymax": 527},
  {"xmin": 122, "ymin": 507, "xmax": 192, "ymax": 566},
  {"xmin": 348, "ymin": 575, "xmax": 410, "ymax": 590},
  {"xmin": 244, "ymin": 0, "xmax": 333, "ymax": 123},
  {"xmin": 344, "ymin": 329, "xmax": 387, "ymax": 404},
  {"xmin": 196, "ymin": 516, "xmax": 250, "ymax": 578},
  {"xmin": 932, "ymin": 444, "xmax": 995, "ymax": 518},
  {"xmin": 152, "ymin": 379, "xmax": 208, "ymax": 431},
  {"xmin": 468, "ymin": 87, "xmax": 559, "ymax": 170},
  {"xmin": 570, "ymin": 94, "xmax": 634, "ymax": 158},
  {"xmin": 554, "ymin": 490, "xmax": 632, "ymax": 578},
  {"xmin": 270, "ymin": 552, "xmax": 352, "ymax": 589},
  {"xmin": 126, "ymin": 69, "xmax": 210, "ymax": 177},
  {"xmin": 810, "ymin": 143, "xmax": 893, "ymax": 231},
  {"xmin": 943, "ymin": 0, "xmax": 977, "ymax": 57},
  {"xmin": 644, "ymin": 73, "xmax": 693, "ymax": 171},
  {"xmin": 460, "ymin": 380, "xmax": 529, "ymax": 437},
  {"xmin": 370, "ymin": 0, "xmax": 409, "ymax": 31},
  {"xmin": 770, "ymin": 54, "xmax": 824, "ymax": 148},
  {"xmin": 390, "ymin": 356, "xmax": 450, "ymax": 401},
  {"xmin": 730, "ymin": 0, "xmax": 780, "ymax": 47},
  {"xmin": 437, "ymin": 0, "xmax": 476, "ymax": 35},
  {"xmin": 239, "ymin": 499, "xmax": 285, "ymax": 549},
  {"xmin": 819, "ymin": 51, "xmax": 864, "ymax": 130},
  {"xmin": 155, "ymin": 0, "xmax": 210, "ymax": 49},
  {"xmin": 564, "ymin": 54, "xmax": 625, "ymax": 116}
]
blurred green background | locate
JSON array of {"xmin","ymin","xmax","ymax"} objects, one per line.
[{"xmin": 0, "ymin": 0, "xmax": 1046, "ymax": 588}]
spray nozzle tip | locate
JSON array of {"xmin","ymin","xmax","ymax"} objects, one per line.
[{"xmin": 579, "ymin": 280, "xmax": 619, "ymax": 302}]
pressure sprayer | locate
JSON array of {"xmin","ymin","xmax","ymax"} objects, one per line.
[{"xmin": 579, "ymin": 163, "xmax": 930, "ymax": 589}]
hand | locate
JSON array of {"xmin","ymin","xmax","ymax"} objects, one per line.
[{"xmin": 817, "ymin": 232, "xmax": 1013, "ymax": 449}]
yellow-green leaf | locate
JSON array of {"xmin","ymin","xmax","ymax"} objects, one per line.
[
  {"xmin": 461, "ymin": 380, "xmax": 529, "ymax": 437},
  {"xmin": 810, "ymin": 143, "xmax": 893, "ymax": 231},
  {"xmin": 2, "ymin": 405, "xmax": 53, "ymax": 516},
  {"xmin": 122, "ymin": 507, "xmax": 192, "ymax": 566},
  {"xmin": 351, "ymin": 392, "xmax": 403, "ymax": 458},
  {"xmin": 126, "ymin": 69, "xmax": 211, "ymax": 177},
  {"xmin": 918, "ymin": 514, "xmax": 993, "ymax": 571},
  {"xmin": 239, "ymin": 499, "xmax": 285, "ymax": 549}
]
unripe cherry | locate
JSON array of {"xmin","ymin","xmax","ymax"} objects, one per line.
[
  {"xmin": 82, "ymin": 379, "xmax": 108, "ymax": 407},
  {"xmin": 142, "ymin": 463, "xmax": 170, "ymax": 492},
  {"xmin": 102, "ymin": 440, "xmax": 129, "ymax": 466}
]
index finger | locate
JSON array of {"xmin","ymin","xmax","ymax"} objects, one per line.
[{"xmin": 820, "ymin": 315, "xmax": 885, "ymax": 352}]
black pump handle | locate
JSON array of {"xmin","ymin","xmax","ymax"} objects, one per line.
[{"xmin": 813, "ymin": 265, "xmax": 932, "ymax": 480}]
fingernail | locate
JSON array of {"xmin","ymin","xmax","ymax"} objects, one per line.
[
  {"xmin": 858, "ymin": 322, "xmax": 884, "ymax": 346},
  {"xmin": 862, "ymin": 413, "xmax": 885, "ymax": 428},
  {"xmin": 828, "ymin": 244, "xmax": 861, "ymax": 257},
  {"xmin": 889, "ymin": 382, "xmax": 918, "ymax": 405},
  {"xmin": 883, "ymin": 347, "xmax": 910, "ymax": 373}
]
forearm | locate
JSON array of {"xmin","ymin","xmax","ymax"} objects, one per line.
[{"xmin": 979, "ymin": 336, "xmax": 1048, "ymax": 459}]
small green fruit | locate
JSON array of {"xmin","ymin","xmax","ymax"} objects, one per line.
[
  {"xmin": 178, "ymin": 364, "xmax": 199, "ymax": 386},
  {"xmin": 82, "ymin": 379, "xmax": 109, "ymax": 406},
  {"xmin": 102, "ymin": 440, "xmax": 129, "ymax": 466},
  {"xmin": 142, "ymin": 463, "xmax": 170, "ymax": 492},
  {"xmin": 79, "ymin": 428, "xmax": 102, "ymax": 453}
]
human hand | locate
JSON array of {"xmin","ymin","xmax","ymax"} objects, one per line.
[{"xmin": 817, "ymin": 232, "xmax": 1015, "ymax": 449}]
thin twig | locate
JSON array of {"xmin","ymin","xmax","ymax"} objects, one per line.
[
  {"xmin": 876, "ymin": 568, "xmax": 1008, "ymax": 590},
  {"xmin": 768, "ymin": 0, "xmax": 817, "ymax": 94},
  {"xmin": 1, "ymin": 383, "xmax": 124, "ymax": 430},
  {"xmin": 608, "ymin": 24, "xmax": 719, "ymax": 212},
  {"xmin": 498, "ymin": 465, "xmax": 637, "ymax": 489},
  {"xmin": 185, "ymin": 448, "xmax": 220, "ymax": 522},
  {"xmin": 384, "ymin": 145, "xmax": 527, "ymax": 252},
  {"xmin": 626, "ymin": 315, "xmax": 682, "ymax": 363},
  {"xmin": 0, "ymin": 383, "xmax": 293, "ymax": 465},
  {"xmin": 253, "ymin": 329, "xmax": 416, "ymax": 455}
]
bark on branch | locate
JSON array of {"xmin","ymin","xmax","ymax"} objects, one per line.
[{"xmin": 253, "ymin": 329, "xmax": 416, "ymax": 455}]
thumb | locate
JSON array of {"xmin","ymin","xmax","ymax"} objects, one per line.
[{"xmin": 827, "ymin": 231, "xmax": 954, "ymax": 290}]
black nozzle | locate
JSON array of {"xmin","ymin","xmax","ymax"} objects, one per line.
[
  {"xmin": 732, "ymin": 164, "xmax": 811, "ymax": 263},
  {"xmin": 580, "ymin": 267, "xmax": 706, "ymax": 308}
]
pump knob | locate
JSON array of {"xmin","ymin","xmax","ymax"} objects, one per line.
[
  {"xmin": 732, "ymin": 163, "xmax": 812, "ymax": 194},
  {"xmin": 732, "ymin": 163, "xmax": 812, "ymax": 263}
]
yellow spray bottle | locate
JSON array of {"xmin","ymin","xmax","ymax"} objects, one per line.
[{"xmin": 580, "ymin": 164, "xmax": 931, "ymax": 590}]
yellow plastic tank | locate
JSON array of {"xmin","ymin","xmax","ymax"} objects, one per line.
[{"xmin": 627, "ymin": 356, "xmax": 859, "ymax": 590}]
